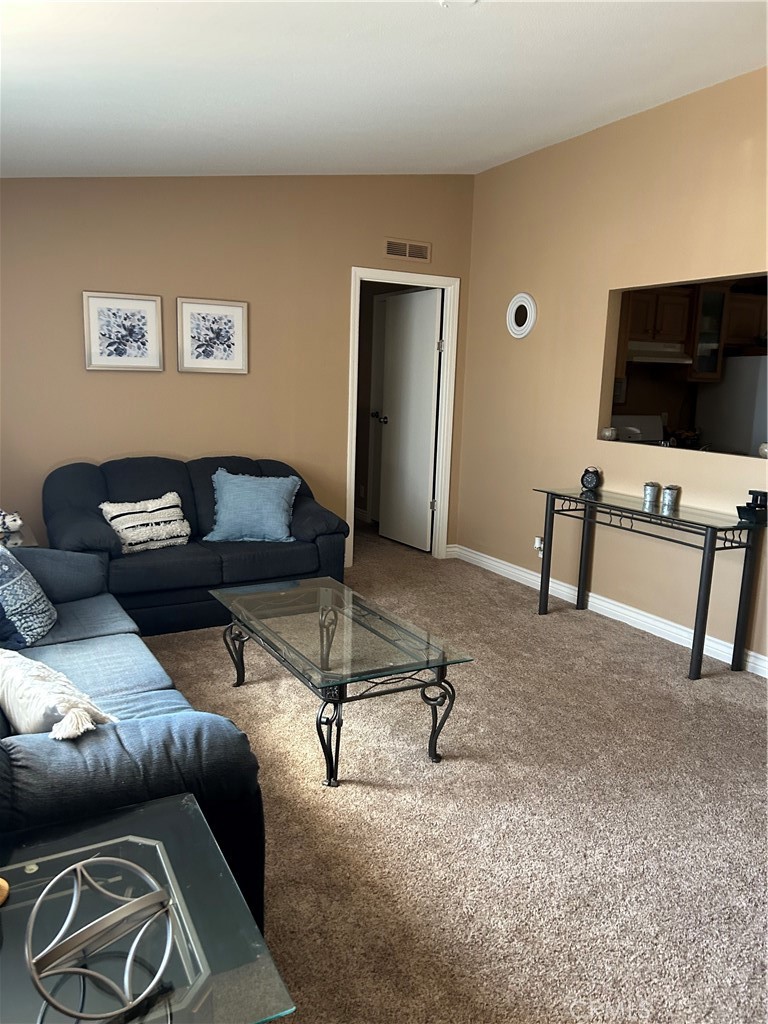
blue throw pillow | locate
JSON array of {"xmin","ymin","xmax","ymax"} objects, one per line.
[
  {"xmin": 0, "ymin": 547, "xmax": 57, "ymax": 649},
  {"xmin": 204, "ymin": 470, "xmax": 301, "ymax": 543}
]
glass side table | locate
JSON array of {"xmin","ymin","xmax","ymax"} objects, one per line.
[{"xmin": 0, "ymin": 794, "xmax": 295, "ymax": 1024}]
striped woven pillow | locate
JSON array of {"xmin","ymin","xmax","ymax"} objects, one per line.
[{"xmin": 99, "ymin": 491, "xmax": 191, "ymax": 555}]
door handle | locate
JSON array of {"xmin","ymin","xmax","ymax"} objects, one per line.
[{"xmin": 378, "ymin": 416, "xmax": 388, "ymax": 424}]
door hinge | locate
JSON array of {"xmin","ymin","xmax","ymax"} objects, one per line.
[
  {"xmin": 437, "ymin": 338, "xmax": 445, "ymax": 353},
  {"xmin": 429, "ymin": 500, "xmax": 437, "ymax": 511}
]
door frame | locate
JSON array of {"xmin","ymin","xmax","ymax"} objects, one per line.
[{"xmin": 346, "ymin": 266, "xmax": 461, "ymax": 567}]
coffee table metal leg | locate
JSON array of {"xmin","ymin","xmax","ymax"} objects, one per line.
[
  {"xmin": 420, "ymin": 674, "xmax": 456, "ymax": 763},
  {"xmin": 223, "ymin": 622, "xmax": 249, "ymax": 687},
  {"xmin": 316, "ymin": 687, "xmax": 345, "ymax": 787}
]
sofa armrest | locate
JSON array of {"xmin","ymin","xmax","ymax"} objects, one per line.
[
  {"xmin": 291, "ymin": 495, "xmax": 350, "ymax": 542},
  {"xmin": 0, "ymin": 711, "xmax": 265, "ymax": 928},
  {"xmin": 0, "ymin": 712, "xmax": 259, "ymax": 829},
  {"xmin": 46, "ymin": 509, "xmax": 121, "ymax": 557},
  {"xmin": 14, "ymin": 548, "xmax": 108, "ymax": 603}
]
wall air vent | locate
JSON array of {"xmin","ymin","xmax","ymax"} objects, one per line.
[{"xmin": 384, "ymin": 238, "xmax": 432, "ymax": 263}]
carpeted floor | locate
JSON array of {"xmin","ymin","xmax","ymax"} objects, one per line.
[{"xmin": 146, "ymin": 528, "xmax": 766, "ymax": 1024}]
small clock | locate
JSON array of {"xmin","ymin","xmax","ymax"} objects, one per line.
[{"xmin": 580, "ymin": 466, "xmax": 602, "ymax": 491}]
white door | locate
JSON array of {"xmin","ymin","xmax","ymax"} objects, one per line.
[{"xmin": 377, "ymin": 289, "xmax": 442, "ymax": 551}]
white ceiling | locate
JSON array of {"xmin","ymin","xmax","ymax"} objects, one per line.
[{"xmin": 1, "ymin": 1, "xmax": 765, "ymax": 178}]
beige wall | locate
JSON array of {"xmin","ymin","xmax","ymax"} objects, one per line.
[
  {"xmin": 0, "ymin": 175, "xmax": 474, "ymax": 538},
  {"xmin": 1, "ymin": 71, "xmax": 766, "ymax": 659},
  {"xmin": 460, "ymin": 69, "xmax": 768, "ymax": 656}
]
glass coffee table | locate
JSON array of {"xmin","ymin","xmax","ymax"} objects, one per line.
[
  {"xmin": 0, "ymin": 794, "xmax": 294, "ymax": 1024},
  {"xmin": 211, "ymin": 578, "xmax": 472, "ymax": 787}
]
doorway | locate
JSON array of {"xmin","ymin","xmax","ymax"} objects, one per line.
[{"xmin": 346, "ymin": 267, "xmax": 461, "ymax": 567}]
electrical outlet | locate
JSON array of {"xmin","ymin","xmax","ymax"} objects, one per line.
[{"xmin": 533, "ymin": 536, "xmax": 544, "ymax": 559}]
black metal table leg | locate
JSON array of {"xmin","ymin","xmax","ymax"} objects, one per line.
[
  {"xmin": 420, "ymin": 670, "xmax": 456, "ymax": 763},
  {"xmin": 223, "ymin": 622, "xmax": 249, "ymax": 687},
  {"xmin": 576, "ymin": 502, "xmax": 596, "ymax": 610},
  {"xmin": 538, "ymin": 492, "xmax": 556, "ymax": 615},
  {"xmin": 316, "ymin": 685, "xmax": 345, "ymax": 787},
  {"xmin": 319, "ymin": 606, "xmax": 338, "ymax": 672},
  {"xmin": 731, "ymin": 527, "xmax": 760, "ymax": 671},
  {"xmin": 690, "ymin": 526, "xmax": 717, "ymax": 680}
]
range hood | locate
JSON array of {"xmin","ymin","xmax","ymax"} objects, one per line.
[{"xmin": 627, "ymin": 340, "xmax": 693, "ymax": 364}]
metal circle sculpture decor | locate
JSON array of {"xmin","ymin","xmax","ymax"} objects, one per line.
[
  {"xmin": 24, "ymin": 856, "xmax": 173, "ymax": 1022},
  {"xmin": 506, "ymin": 292, "xmax": 537, "ymax": 338}
]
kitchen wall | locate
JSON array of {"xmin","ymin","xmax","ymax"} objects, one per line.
[
  {"xmin": 460, "ymin": 68, "xmax": 767, "ymax": 658},
  {"xmin": 0, "ymin": 175, "xmax": 474, "ymax": 538}
]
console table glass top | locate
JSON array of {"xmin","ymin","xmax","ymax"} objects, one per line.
[
  {"xmin": 211, "ymin": 577, "xmax": 472, "ymax": 689},
  {"xmin": 0, "ymin": 794, "xmax": 295, "ymax": 1024},
  {"xmin": 533, "ymin": 487, "xmax": 753, "ymax": 533}
]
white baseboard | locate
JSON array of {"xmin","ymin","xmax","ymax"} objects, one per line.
[{"xmin": 446, "ymin": 544, "xmax": 767, "ymax": 678}]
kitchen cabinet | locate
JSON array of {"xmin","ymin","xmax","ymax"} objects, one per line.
[
  {"xmin": 689, "ymin": 284, "xmax": 727, "ymax": 381},
  {"xmin": 614, "ymin": 286, "xmax": 692, "ymax": 378},
  {"xmin": 626, "ymin": 287, "xmax": 692, "ymax": 344},
  {"xmin": 725, "ymin": 294, "xmax": 767, "ymax": 347}
]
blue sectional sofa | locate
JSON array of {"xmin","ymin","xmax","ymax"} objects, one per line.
[
  {"xmin": 42, "ymin": 455, "xmax": 349, "ymax": 635},
  {"xmin": 0, "ymin": 547, "xmax": 266, "ymax": 930}
]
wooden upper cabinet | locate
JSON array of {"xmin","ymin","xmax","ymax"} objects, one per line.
[
  {"xmin": 627, "ymin": 290, "xmax": 656, "ymax": 340},
  {"xmin": 654, "ymin": 290, "xmax": 692, "ymax": 343},
  {"xmin": 725, "ymin": 294, "xmax": 767, "ymax": 346},
  {"xmin": 626, "ymin": 288, "xmax": 692, "ymax": 344}
]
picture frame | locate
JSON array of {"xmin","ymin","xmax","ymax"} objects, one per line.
[
  {"xmin": 83, "ymin": 292, "xmax": 163, "ymax": 371},
  {"xmin": 176, "ymin": 298, "xmax": 248, "ymax": 374}
]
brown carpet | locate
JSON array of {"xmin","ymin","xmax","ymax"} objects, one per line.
[{"xmin": 146, "ymin": 528, "xmax": 766, "ymax": 1024}]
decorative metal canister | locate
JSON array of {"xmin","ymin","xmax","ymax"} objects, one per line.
[
  {"xmin": 661, "ymin": 484, "xmax": 681, "ymax": 515},
  {"xmin": 643, "ymin": 482, "xmax": 661, "ymax": 508}
]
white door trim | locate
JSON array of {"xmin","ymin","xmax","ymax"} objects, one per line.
[{"xmin": 346, "ymin": 266, "xmax": 461, "ymax": 567}]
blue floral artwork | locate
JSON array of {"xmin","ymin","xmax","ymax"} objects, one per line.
[
  {"xmin": 97, "ymin": 307, "xmax": 149, "ymax": 358},
  {"xmin": 190, "ymin": 313, "xmax": 236, "ymax": 361}
]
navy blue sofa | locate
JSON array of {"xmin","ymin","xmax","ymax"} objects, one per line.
[
  {"xmin": 0, "ymin": 547, "xmax": 266, "ymax": 930},
  {"xmin": 43, "ymin": 455, "xmax": 349, "ymax": 635}
]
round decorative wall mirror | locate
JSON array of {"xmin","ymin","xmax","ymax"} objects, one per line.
[{"xmin": 506, "ymin": 293, "xmax": 537, "ymax": 338}]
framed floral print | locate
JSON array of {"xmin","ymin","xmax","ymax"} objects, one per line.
[
  {"xmin": 176, "ymin": 298, "xmax": 248, "ymax": 374},
  {"xmin": 83, "ymin": 292, "xmax": 163, "ymax": 371}
]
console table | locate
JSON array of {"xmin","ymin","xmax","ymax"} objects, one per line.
[{"xmin": 535, "ymin": 487, "xmax": 764, "ymax": 680}]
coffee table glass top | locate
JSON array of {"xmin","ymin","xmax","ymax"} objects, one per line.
[
  {"xmin": 0, "ymin": 794, "xmax": 294, "ymax": 1024},
  {"xmin": 211, "ymin": 577, "xmax": 472, "ymax": 689}
]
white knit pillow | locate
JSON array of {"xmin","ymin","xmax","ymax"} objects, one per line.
[
  {"xmin": 99, "ymin": 491, "xmax": 191, "ymax": 554},
  {"xmin": 0, "ymin": 649, "xmax": 117, "ymax": 740}
]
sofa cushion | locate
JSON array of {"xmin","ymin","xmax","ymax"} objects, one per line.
[
  {"xmin": 0, "ymin": 548, "xmax": 57, "ymax": 650},
  {"xmin": 0, "ymin": 649, "xmax": 116, "ymax": 739},
  {"xmin": 200, "ymin": 539, "xmax": 319, "ymax": 584},
  {"xmin": 188, "ymin": 457, "xmax": 313, "ymax": 536},
  {"xmin": 31, "ymin": 594, "xmax": 139, "ymax": 647},
  {"xmin": 21, "ymin": 633, "xmax": 172, "ymax": 699},
  {"xmin": 43, "ymin": 461, "xmax": 109, "ymax": 519},
  {"xmin": 94, "ymin": 687, "xmax": 194, "ymax": 721},
  {"xmin": 204, "ymin": 470, "xmax": 301, "ymax": 542},
  {"xmin": 101, "ymin": 457, "xmax": 199, "ymax": 536},
  {"xmin": 109, "ymin": 542, "xmax": 222, "ymax": 595}
]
